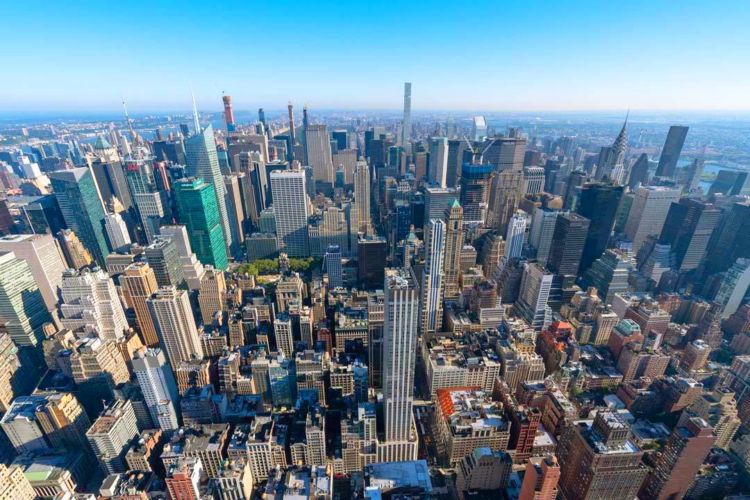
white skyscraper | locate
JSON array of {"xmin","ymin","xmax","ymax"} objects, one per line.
[
  {"xmin": 505, "ymin": 211, "xmax": 527, "ymax": 260},
  {"xmin": 103, "ymin": 212, "xmax": 132, "ymax": 252},
  {"xmin": 185, "ymin": 123, "xmax": 233, "ymax": 254},
  {"xmin": 528, "ymin": 208, "xmax": 558, "ymax": 265},
  {"xmin": 0, "ymin": 233, "xmax": 67, "ymax": 311},
  {"xmin": 353, "ymin": 160, "xmax": 371, "ymax": 235},
  {"xmin": 132, "ymin": 348, "xmax": 180, "ymax": 431},
  {"xmin": 324, "ymin": 245, "xmax": 343, "ymax": 289},
  {"xmin": 516, "ymin": 262, "xmax": 554, "ymax": 330},
  {"xmin": 401, "ymin": 82, "xmax": 412, "ymax": 149},
  {"xmin": 86, "ymin": 399, "xmax": 139, "ymax": 474},
  {"xmin": 420, "ymin": 219, "xmax": 446, "ymax": 335},
  {"xmin": 147, "ymin": 286, "xmax": 204, "ymax": 365},
  {"xmin": 624, "ymin": 185, "xmax": 681, "ymax": 254},
  {"xmin": 158, "ymin": 225, "xmax": 205, "ymax": 290},
  {"xmin": 379, "ymin": 268, "xmax": 419, "ymax": 462},
  {"xmin": 270, "ymin": 169, "xmax": 310, "ymax": 257},
  {"xmin": 472, "ymin": 116, "xmax": 487, "ymax": 141},
  {"xmin": 274, "ymin": 314, "xmax": 294, "ymax": 359},
  {"xmin": 305, "ymin": 124, "xmax": 335, "ymax": 183},
  {"xmin": 428, "ymin": 137, "xmax": 449, "ymax": 188},
  {"xmin": 60, "ymin": 267, "xmax": 128, "ymax": 341}
]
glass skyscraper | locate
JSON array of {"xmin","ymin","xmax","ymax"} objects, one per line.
[{"xmin": 173, "ymin": 178, "xmax": 228, "ymax": 271}]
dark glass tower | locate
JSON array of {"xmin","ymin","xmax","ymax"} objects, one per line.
[
  {"xmin": 655, "ymin": 125, "xmax": 689, "ymax": 178},
  {"xmin": 547, "ymin": 212, "xmax": 590, "ymax": 278},
  {"xmin": 576, "ymin": 182, "xmax": 624, "ymax": 273},
  {"xmin": 705, "ymin": 201, "xmax": 750, "ymax": 276},
  {"xmin": 659, "ymin": 198, "xmax": 721, "ymax": 271},
  {"xmin": 459, "ymin": 162, "xmax": 493, "ymax": 223}
]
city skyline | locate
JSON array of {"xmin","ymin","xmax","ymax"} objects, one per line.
[{"xmin": 3, "ymin": 1, "xmax": 750, "ymax": 113}]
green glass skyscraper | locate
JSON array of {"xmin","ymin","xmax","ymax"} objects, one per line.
[
  {"xmin": 49, "ymin": 167, "xmax": 110, "ymax": 266},
  {"xmin": 0, "ymin": 251, "xmax": 52, "ymax": 347},
  {"xmin": 173, "ymin": 178, "xmax": 228, "ymax": 270}
]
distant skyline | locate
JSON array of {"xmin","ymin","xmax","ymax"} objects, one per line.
[{"xmin": 4, "ymin": 1, "xmax": 750, "ymax": 113}]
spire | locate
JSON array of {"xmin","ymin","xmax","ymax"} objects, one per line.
[
  {"xmin": 191, "ymin": 88, "xmax": 201, "ymax": 134},
  {"xmin": 612, "ymin": 111, "xmax": 629, "ymax": 160},
  {"xmin": 122, "ymin": 99, "xmax": 136, "ymax": 140}
]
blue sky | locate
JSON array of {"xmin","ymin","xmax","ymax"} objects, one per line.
[{"xmin": 3, "ymin": 0, "xmax": 749, "ymax": 113}]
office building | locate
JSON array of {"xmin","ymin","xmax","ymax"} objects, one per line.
[
  {"xmin": 270, "ymin": 169, "xmax": 310, "ymax": 257},
  {"xmin": 147, "ymin": 286, "xmax": 204, "ymax": 366},
  {"xmin": 184, "ymin": 123, "xmax": 233, "ymax": 254},
  {"xmin": 639, "ymin": 417, "xmax": 714, "ymax": 500},
  {"xmin": 582, "ymin": 249, "xmax": 633, "ymax": 304},
  {"xmin": 173, "ymin": 178, "xmax": 228, "ymax": 270},
  {"xmin": 529, "ymin": 208, "xmax": 558, "ymax": 265},
  {"xmin": 460, "ymin": 163, "xmax": 493, "ymax": 223},
  {"xmin": 125, "ymin": 158, "xmax": 169, "ymax": 243},
  {"xmin": 557, "ymin": 412, "xmax": 647, "ymax": 500},
  {"xmin": 165, "ymin": 457, "xmax": 202, "ymax": 500},
  {"xmin": 120, "ymin": 262, "xmax": 160, "ymax": 346},
  {"xmin": 420, "ymin": 219, "xmax": 446, "ymax": 335},
  {"xmin": 353, "ymin": 160, "xmax": 371, "ymax": 234},
  {"xmin": 547, "ymin": 212, "xmax": 589, "ymax": 278},
  {"xmin": 659, "ymin": 198, "xmax": 721, "ymax": 271},
  {"xmin": 86, "ymin": 400, "xmax": 139, "ymax": 474},
  {"xmin": 714, "ymin": 258, "xmax": 750, "ymax": 318},
  {"xmin": 655, "ymin": 125, "xmax": 689, "ymax": 178},
  {"xmin": 59, "ymin": 267, "xmax": 127, "ymax": 341},
  {"xmin": 379, "ymin": 269, "xmax": 419, "ymax": 462},
  {"xmin": 198, "ymin": 266, "xmax": 226, "ymax": 325},
  {"xmin": 706, "ymin": 201, "xmax": 750, "ymax": 276},
  {"xmin": 504, "ymin": 211, "xmax": 526, "ymax": 260},
  {"xmin": 324, "ymin": 245, "xmax": 343, "ymax": 289},
  {"xmin": 103, "ymin": 212, "xmax": 131, "ymax": 253},
  {"xmin": 442, "ymin": 201, "xmax": 464, "ymax": 299},
  {"xmin": 428, "ymin": 137, "xmax": 448, "ymax": 187},
  {"xmin": 305, "ymin": 124, "xmax": 335, "ymax": 184},
  {"xmin": 358, "ymin": 236, "xmax": 387, "ymax": 289},
  {"xmin": 576, "ymin": 182, "xmax": 624, "ymax": 273},
  {"xmin": 515, "ymin": 262, "xmax": 553, "ymax": 330},
  {"xmin": 56, "ymin": 229, "xmax": 94, "ymax": 270},
  {"xmin": 0, "ymin": 252, "xmax": 52, "ymax": 347},
  {"xmin": 0, "ymin": 234, "xmax": 67, "ymax": 311},
  {"xmin": 624, "ymin": 186, "xmax": 681, "ymax": 254},
  {"xmin": 132, "ymin": 348, "xmax": 180, "ymax": 431},
  {"xmin": 49, "ymin": 167, "xmax": 109, "ymax": 266},
  {"xmin": 144, "ymin": 238, "xmax": 186, "ymax": 288}
]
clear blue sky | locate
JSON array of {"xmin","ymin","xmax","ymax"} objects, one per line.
[{"xmin": 3, "ymin": 0, "xmax": 749, "ymax": 113}]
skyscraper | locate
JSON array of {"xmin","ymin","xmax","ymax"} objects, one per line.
[
  {"xmin": 121, "ymin": 262, "xmax": 160, "ymax": 347},
  {"xmin": 428, "ymin": 137, "xmax": 448, "ymax": 188},
  {"xmin": 705, "ymin": 201, "xmax": 750, "ymax": 276},
  {"xmin": 529, "ymin": 207, "xmax": 559, "ymax": 265},
  {"xmin": 504, "ymin": 212, "xmax": 527, "ymax": 260},
  {"xmin": 270, "ymin": 169, "xmax": 310, "ymax": 257},
  {"xmin": 442, "ymin": 201, "xmax": 464, "ymax": 299},
  {"xmin": 60, "ymin": 267, "xmax": 127, "ymax": 341},
  {"xmin": 49, "ymin": 167, "xmax": 109, "ymax": 266},
  {"xmin": 0, "ymin": 252, "xmax": 52, "ymax": 347},
  {"xmin": 324, "ymin": 245, "xmax": 343, "ymax": 289},
  {"xmin": 305, "ymin": 124, "xmax": 335, "ymax": 184},
  {"xmin": 420, "ymin": 220, "xmax": 446, "ymax": 335},
  {"xmin": 56, "ymin": 229, "xmax": 94, "ymax": 270},
  {"xmin": 460, "ymin": 163, "xmax": 493, "ymax": 223},
  {"xmin": 173, "ymin": 178, "xmax": 229, "ymax": 270},
  {"xmin": 401, "ymin": 82, "xmax": 412, "ymax": 149},
  {"xmin": 380, "ymin": 268, "xmax": 419, "ymax": 462},
  {"xmin": 659, "ymin": 198, "xmax": 721, "ymax": 271},
  {"xmin": 103, "ymin": 212, "xmax": 131, "ymax": 252},
  {"xmin": 714, "ymin": 258, "xmax": 750, "ymax": 319},
  {"xmin": 147, "ymin": 286, "xmax": 204, "ymax": 366},
  {"xmin": 132, "ymin": 348, "xmax": 180, "ymax": 431},
  {"xmin": 124, "ymin": 159, "xmax": 169, "ymax": 243},
  {"xmin": 144, "ymin": 238, "xmax": 186, "ymax": 289},
  {"xmin": 184, "ymin": 123, "xmax": 233, "ymax": 253},
  {"xmin": 198, "ymin": 266, "xmax": 227, "ymax": 325},
  {"xmin": 515, "ymin": 262, "xmax": 553, "ymax": 330},
  {"xmin": 655, "ymin": 125, "xmax": 689, "ymax": 178},
  {"xmin": 547, "ymin": 212, "xmax": 590, "ymax": 278},
  {"xmin": 0, "ymin": 233, "xmax": 67, "ymax": 311},
  {"xmin": 638, "ymin": 417, "xmax": 714, "ymax": 500},
  {"xmin": 353, "ymin": 161, "xmax": 371, "ymax": 235},
  {"xmin": 86, "ymin": 399, "xmax": 139, "ymax": 474},
  {"xmin": 576, "ymin": 182, "xmax": 624, "ymax": 273},
  {"xmin": 624, "ymin": 185, "xmax": 681, "ymax": 254},
  {"xmin": 628, "ymin": 153, "xmax": 650, "ymax": 189}
]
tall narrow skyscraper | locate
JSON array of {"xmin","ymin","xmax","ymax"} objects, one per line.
[
  {"xmin": 576, "ymin": 182, "xmax": 624, "ymax": 273},
  {"xmin": 428, "ymin": 137, "xmax": 448, "ymax": 188},
  {"xmin": 442, "ymin": 201, "xmax": 464, "ymax": 299},
  {"xmin": 305, "ymin": 124, "xmax": 335, "ymax": 184},
  {"xmin": 184, "ymin": 122, "xmax": 233, "ymax": 254},
  {"xmin": 49, "ymin": 167, "xmax": 109, "ymax": 266},
  {"xmin": 401, "ymin": 82, "xmax": 412, "ymax": 149},
  {"xmin": 132, "ymin": 348, "xmax": 180, "ymax": 431},
  {"xmin": 655, "ymin": 125, "xmax": 689, "ymax": 178},
  {"xmin": 505, "ymin": 212, "xmax": 527, "ymax": 260},
  {"xmin": 270, "ymin": 169, "xmax": 310, "ymax": 257},
  {"xmin": 420, "ymin": 219, "xmax": 446, "ymax": 335},
  {"xmin": 173, "ymin": 178, "xmax": 228, "ymax": 270},
  {"xmin": 147, "ymin": 286, "xmax": 204, "ymax": 366},
  {"xmin": 547, "ymin": 212, "xmax": 590, "ymax": 278},
  {"xmin": 659, "ymin": 198, "xmax": 721, "ymax": 271},
  {"xmin": 380, "ymin": 268, "xmax": 419, "ymax": 462},
  {"xmin": 121, "ymin": 262, "xmax": 160, "ymax": 347},
  {"xmin": 353, "ymin": 161, "xmax": 371, "ymax": 235},
  {"xmin": 103, "ymin": 212, "xmax": 131, "ymax": 252}
]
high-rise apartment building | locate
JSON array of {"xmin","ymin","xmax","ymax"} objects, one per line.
[
  {"xmin": 270, "ymin": 169, "xmax": 310, "ymax": 257},
  {"xmin": 49, "ymin": 167, "xmax": 110, "ymax": 266},
  {"xmin": 655, "ymin": 125, "xmax": 689, "ymax": 178},
  {"xmin": 442, "ymin": 201, "xmax": 464, "ymax": 299},
  {"xmin": 86, "ymin": 400, "xmax": 139, "ymax": 474},
  {"xmin": 184, "ymin": 124, "xmax": 233, "ymax": 254},
  {"xmin": 402, "ymin": 82, "xmax": 412, "ymax": 148},
  {"xmin": 132, "ymin": 348, "xmax": 180, "ymax": 431},
  {"xmin": 173, "ymin": 178, "xmax": 228, "ymax": 270},
  {"xmin": 147, "ymin": 286, "xmax": 204, "ymax": 366}
]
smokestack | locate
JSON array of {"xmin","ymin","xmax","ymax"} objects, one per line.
[{"xmin": 222, "ymin": 94, "xmax": 235, "ymax": 132}]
